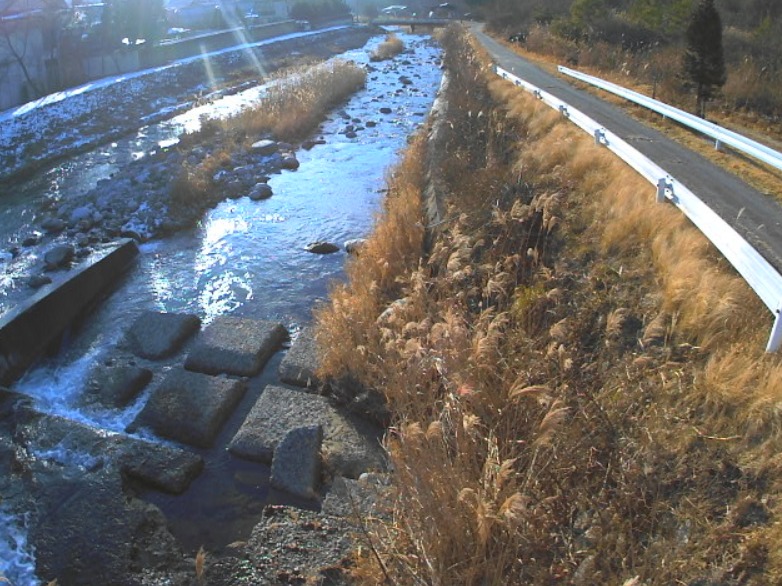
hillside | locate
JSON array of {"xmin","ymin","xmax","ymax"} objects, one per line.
[{"xmin": 313, "ymin": 25, "xmax": 782, "ymax": 584}]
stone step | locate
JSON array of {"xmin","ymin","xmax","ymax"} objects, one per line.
[
  {"xmin": 278, "ymin": 326, "xmax": 320, "ymax": 390},
  {"xmin": 184, "ymin": 315, "xmax": 288, "ymax": 377},
  {"xmin": 228, "ymin": 385, "xmax": 387, "ymax": 479},
  {"xmin": 129, "ymin": 368, "xmax": 246, "ymax": 449}
]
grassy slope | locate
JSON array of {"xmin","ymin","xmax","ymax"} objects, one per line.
[{"xmin": 315, "ymin": 25, "xmax": 782, "ymax": 584}]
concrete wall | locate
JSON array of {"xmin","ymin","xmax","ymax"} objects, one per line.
[
  {"xmin": 145, "ymin": 20, "xmax": 298, "ymax": 68},
  {"xmin": 0, "ymin": 240, "xmax": 139, "ymax": 386}
]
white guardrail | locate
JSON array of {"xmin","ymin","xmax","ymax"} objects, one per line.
[
  {"xmin": 495, "ymin": 65, "xmax": 782, "ymax": 352},
  {"xmin": 558, "ymin": 65, "xmax": 782, "ymax": 173}
]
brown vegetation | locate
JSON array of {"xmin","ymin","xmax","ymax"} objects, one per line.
[
  {"xmin": 169, "ymin": 60, "xmax": 366, "ymax": 214},
  {"xmin": 370, "ymin": 34, "xmax": 406, "ymax": 62},
  {"xmin": 315, "ymin": 24, "xmax": 782, "ymax": 584}
]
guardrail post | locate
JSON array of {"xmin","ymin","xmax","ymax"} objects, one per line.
[
  {"xmin": 558, "ymin": 105, "xmax": 569, "ymax": 117},
  {"xmin": 656, "ymin": 178, "xmax": 669, "ymax": 203},
  {"xmin": 594, "ymin": 128, "xmax": 605, "ymax": 146},
  {"xmin": 767, "ymin": 308, "xmax": 782, "ymax": 352},
  {"xmin": 533, "ymin": 89, "xmax": 542, "ymax": 99},
  {"xmin": 715, "ymin": 139, "xmax": 721, "ymax": 151}
]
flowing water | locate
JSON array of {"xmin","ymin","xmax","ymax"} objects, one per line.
[{"xmin": 0, "ymin": 30, "xmax": 443, "ymax": 582}]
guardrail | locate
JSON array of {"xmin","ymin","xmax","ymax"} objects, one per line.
[
  {"xmin": 495, "ymin": 65, "xmax": 782, "ymax": 352},
  {"xmin": 558, "ymin": 65, "xmax": 782, "ymax": 174}
]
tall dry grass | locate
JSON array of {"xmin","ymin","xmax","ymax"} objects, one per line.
[
  {"xmin": 213, "ymin": 59, "xmax": 366, "ymax": 142},
  {"xmin": 169, "ymin": 60, "xmax": 366, "ymax": 215},
  {"xmin": 316, "ymin": 23, "xmax": 782, "ymax": 584},
  {"xmin": 370, "ymin": 34, "xmax": 405, "ymax": 62}
]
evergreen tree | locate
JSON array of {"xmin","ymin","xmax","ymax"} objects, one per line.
[{"xmin": 682, "ymin": 0, "xmax": 725, "ymax": 118}]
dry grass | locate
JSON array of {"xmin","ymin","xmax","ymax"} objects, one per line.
[
  {"xmin": 221, "ymin": 59, "xmax": 366, "ymax": 142},
  {"xmin": 370, "ymin": 34, "xmax": 405, "ymax": 62},
  {"xmin": 315, "ymin": 24, "xmax": 782, "ymax": 584},
  {"xmin": 168, "ymin": 60, "xmax": 366, "ymax": 218}
]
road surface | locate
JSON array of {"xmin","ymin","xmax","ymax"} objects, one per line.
[{"xmin": 471, "ymin": 26, "xmax": 782, "ymax": 274}]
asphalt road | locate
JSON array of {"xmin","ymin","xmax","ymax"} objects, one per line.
[{"xmin": 471, "ymin": 26, "xmax": 782, "ymax": 274}]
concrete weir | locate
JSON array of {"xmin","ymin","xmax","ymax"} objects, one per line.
[{"xmin": 0, "ymin": 239, "xmax": 139, "ymax": 385}]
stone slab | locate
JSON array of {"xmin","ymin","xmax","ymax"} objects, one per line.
[
  {"xmin": 270, "ymin": 425, "xmax": 322, "ymax": 499},
  {"xmin": 131, "ymin": 369, "xmax": 246, "ymax": 448},
  {"xmin": 278, "ymin": 327, "xmax": 320, "ymax": 389},
  {"xmin": 124, "ymin": 311, "xmax": 201, "ymax": 360},
  {"xmin": 184, "ymin": 316, "xmax": 287, "ymax": 377},
  {"xmin": 83, "ymin": 364, "xmax": 152, "ymax": 408},
  {"xmin": 228, "ymin": 385, "xmax": 386, "ymax": 478}
]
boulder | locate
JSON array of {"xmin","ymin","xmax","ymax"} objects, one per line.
[
  {"xmin": 281, "ymin": 155, "xmax": 300, "ymax": 170},
  {"xmin": 83, "ymin": 364, "xmax": 153, "ymax": 408},
  {"xmin": 43, "ymin": 244, "xmax": 75, "ymax": 270},
  {"xmin": 248, "ymin": 182, "xmax": 273, "ymax": 201},
  {"xmin": 270, "ymin": 425, "xmax": 322, "ymax": 499},
  {"xmin": 304, "ymin": 241, "xmax": 339, "ymax": 254},
  {"xmin": 41, "ymin": 217, "xmax": 66, "ymax": 234},
  {"xmin": 228, "ymin": 385, "xmax": 386, "ymax": 478},
  {"xmin": 124, "ymin": 311, "xmax": 201, "ymax": 360},
  {"xmin": 184, "ymin": 316, "xmax": 287, "ymax": 377},
  {"xmin": 379, "ymin": 107, "xmax": 393, "ymax": 114},
  {"xmin": 344, "ymin": 238, "xmax": 366, "ymax": 255},
  {"xmin": 131, "ymin": 369, "xmax": 246, "ymax": 448},
  {"xmin": 28, "ymin": 274, "xmax": 52, "ymax": 289},
  {"xmin": 278, "ymin": 327, "xmax": 320, "ymax": 389}
]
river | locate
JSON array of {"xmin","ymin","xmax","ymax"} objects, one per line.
[{"xmin": 0, "ymin": 29, "xmax": 443, "ymax": 585}]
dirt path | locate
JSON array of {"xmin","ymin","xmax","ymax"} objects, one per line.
[{"xmin": 471, "ymin": 25, "xmax": 782, "ymax": 274}]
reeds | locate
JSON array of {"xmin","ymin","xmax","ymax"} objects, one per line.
[
  {"xmin": 370, "ymin": 34, "xmax": 405, "ymax": 62},
  {"xmin": 314, "ymin": 23, "xmax": 782, "ymax": 585}
]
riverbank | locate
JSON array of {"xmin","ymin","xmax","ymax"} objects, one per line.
[
  {"xmin": 312, "ymin": 25, "xmax": 782, "ymax": 584},
  {"xmin": 0, "ymin": 26, "xmax": 376, "ymax": 186}
]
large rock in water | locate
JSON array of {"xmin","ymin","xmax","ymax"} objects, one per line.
[
  {"xmin": 304, "ymin": 241, "xmax": 339, "ymax": 254},
  {"xmin": 278, "ymin": 327, "xmax": 320, "ymax": 389},
  {"xmin": 270, "ymin": 425, "xmax": 322, "ymax": 499},
  {"xmin": 124, "ymin": 311, "xmax": 201, "ymax": 360},
  {"xmin": 184, "ymin": 316, "xmax": 287, "ymax": 377},
  {"xmin": 228, "ymin": 385, "xmax": 386, "ymax": 478},
  {"xmin": 14, "ymin": 409, "xmax": 204, "ymax": 494},
  {"xmin": 131, "ymin": 368, "xmax": 246, "ymax": 448}
]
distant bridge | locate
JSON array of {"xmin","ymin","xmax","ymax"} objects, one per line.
[{"xmin": 370, "ymin": 17, "xmax": 454, "ymax": 29}]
